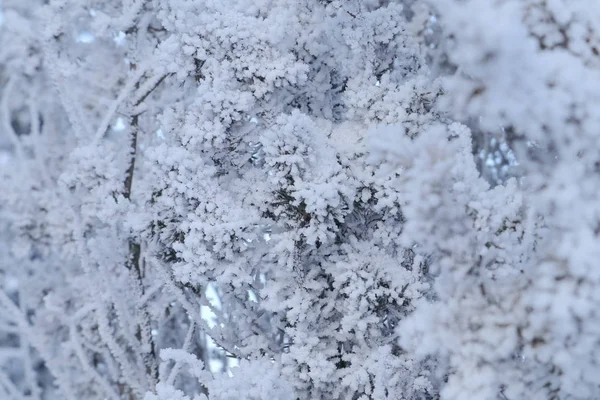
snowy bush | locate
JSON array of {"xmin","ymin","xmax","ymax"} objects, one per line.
[{"xmin": 0, "ymin": 0, "xmax": 599, "ymax": 399}]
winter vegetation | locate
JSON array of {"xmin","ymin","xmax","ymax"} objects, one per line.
[{"xmin": 0, "ymin": 0, "xmax": 599, "ymax": 399}]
